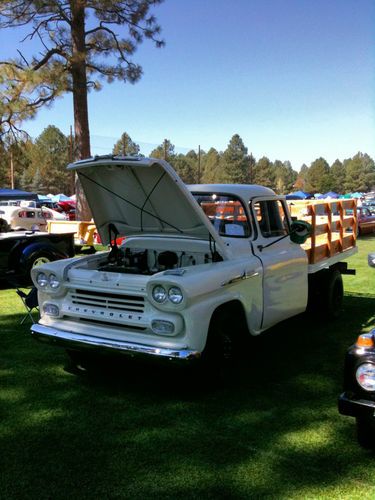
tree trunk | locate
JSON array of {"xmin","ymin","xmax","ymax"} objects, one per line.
[{"xmin": 71, "ymin": 0, "xmax": 92, "ymax": 221}]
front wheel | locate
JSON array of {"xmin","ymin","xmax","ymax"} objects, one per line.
[
  {"xmin": 65, "ymin": 349, "xmax": 93, "ymax": 373},
  {"xmin": 200, "ymin": 312, "xmax": 238, "ymax": 384},
  {"xmin": 356, "ymin": 416, "xmax": 375, "ymax": 449}
]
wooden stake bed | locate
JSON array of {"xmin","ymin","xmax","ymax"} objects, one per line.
[{"xmin": 288, "ymin": 199, "xmax": 357, "ymax": 265}]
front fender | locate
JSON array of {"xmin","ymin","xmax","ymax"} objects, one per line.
[{"xmin": 17, "ymin": 242, "xmax": 68, "ymax": 270}]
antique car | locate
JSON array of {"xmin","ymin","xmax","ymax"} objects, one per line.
[
  {"xmin": 363, "ymin": 200, "xmax": 375, "ymax": 214},
  {"xmin": 0, "ymin": 228, "xmax": 75, "ymax": 285},
  {"xmin": 345, "ymin": 207, "xmax": 375, "ymax": 236},
  {"xmin": 357, "ymin": 207, "xmax": 375, "ymax": 235},
  {"xmin": 338, "ymin": 252, "xmax": 375, "ymax": 448},
  {"xmin": 0, "ymin": 205, "xmax": 65, "ymax": 231}
]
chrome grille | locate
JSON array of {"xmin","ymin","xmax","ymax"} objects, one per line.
[{"xmin": 69, "ymin": 289, "xmax": 145, "ymax": 313}]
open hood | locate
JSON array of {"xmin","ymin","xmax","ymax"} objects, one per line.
[{"xmin": 69, "ymin": 156, "xmax": 228, "ymax": 256}]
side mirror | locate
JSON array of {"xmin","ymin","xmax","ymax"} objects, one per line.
[
  {"xmin": 368, "ymin": 253, "xmax": 375, "ymax": 268},
  {"xmin": 290, "ymin": 220, "xmax": 312, "ymax": 245}
]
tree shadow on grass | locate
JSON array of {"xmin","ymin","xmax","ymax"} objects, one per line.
[{"xmin": 1, "ymin": 295, "xmax": 375, "ymax": 498}]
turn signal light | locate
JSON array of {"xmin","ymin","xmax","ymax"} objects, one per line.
[{"xmin": 356, "ymin": 334, "xmax": 374, "ymax": 348}]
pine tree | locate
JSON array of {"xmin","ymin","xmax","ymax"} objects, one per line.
[
  {"xmin": 221, "ymin": 134, "xmax": 249, "ymax": 184},
  {"xmin": 112, "ymin": 132, "xmax": 140, "ymax": 156},
  {"xmin": 344, "ymin": 153, "xmax": 375, "ymax": 192},
  {"xmin": 27, "ymin": 126, "xmax": 71, "ymax": 194},
  {"xmin": 330, "ymin": 159, "xmax": 346, "ymax": 193},
  {"xmin": 305, "ymin": 157, "xmax": 331, "ymax": 193},
  {"xmin": 248, "ymin": 153, "xmax": 256, "ymax": 184},
  {"xmin": 29, "ymin": 168, "xmax": 47, "ymax": 194},
  {"xmin": 173, "ymin": 154, "xmax": 196, "ymax": 183},
  {"xmin": 252, "ymin": 156, "xmax": 275, "ymax": 188},
  {"xmin": 274, "ymin": 160, "xmax": 297, "ymax": 194},
  {"xmin": 294, "ymin": 164, "xmax": 309, "ymax": 191},
  {"xmin": 150, "ymin": 139, "xmax": 175, "ymax": 162},
  {"xmin": 0, "ymin": 1, "xmax": 164, "ymax": 218},
  {"xmin": 201, "ymin": 148, "xmax": 222, "ymax": 183}
]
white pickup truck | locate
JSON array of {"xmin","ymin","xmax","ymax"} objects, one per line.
[{"xmin": 30, "ymin": 156, "xmax": 357, "ymax": 368}]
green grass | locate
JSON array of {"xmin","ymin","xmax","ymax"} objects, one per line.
[
  {"xmin": 1, "ymin": 235, "xmax": 375, "ymax": 499},
  {"xmin": 343, "ymin": 234, "xmax": 375, "ymax": 297}
]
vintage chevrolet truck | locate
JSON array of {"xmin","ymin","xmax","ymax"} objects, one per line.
[{"xmin": 30, "ymin": 156, "xmax": 358, "ymax": 370}]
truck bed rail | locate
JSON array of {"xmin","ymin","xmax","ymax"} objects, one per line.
[{"xmin": 288, "ymin": 199, "xmax": 357, "ymax": 264}]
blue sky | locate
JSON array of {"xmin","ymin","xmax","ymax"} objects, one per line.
[{"xmin": 0, "ymin": 0, "xmax": 374, "ymax": 170}]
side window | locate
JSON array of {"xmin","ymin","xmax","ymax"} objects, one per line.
[{"xmin": 254, "ymin": 200, "xmax": 289, "ymax": 238}]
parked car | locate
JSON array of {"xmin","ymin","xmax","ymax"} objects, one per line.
[
  {"xmin": 0, "ymin": 205, "xmax": 66, "ymax": 231},
  {"xmin": 357, "ymin": 208, "xmax": 375, "ymax": 235},
  {"xmin": 57, "ymin": 200, "xmax": 76, "ymax": 220},
  {"xmin": 345, "ymin": 207, "xmax": 375, "ymax": 236},
  {"xmin": 338, "ymin": 252, "xmax": 375, "ymax": 448},
  {"xmin": 363, "ymin": 200, "xmax": 375, "ymax": 214},
  {"xmin": 0, "ymin": 229, "xmax": 75, "ymax": 285}
]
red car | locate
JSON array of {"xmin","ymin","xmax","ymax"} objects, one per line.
[
  {"xmin": 57, "ymin": 200, "xmax": 76, "ymax": 220},
  {"xmin": 357, "ymin": 207, "xmax": 375, "ymax": 235},
  {"xmin": 346, "ymin": 207, "xmax": 375, "ymax": 236}
]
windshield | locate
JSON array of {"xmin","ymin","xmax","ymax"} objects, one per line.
[{"xmin": 192, "ymin": 193, "xmax": 251, "ymax": 238}]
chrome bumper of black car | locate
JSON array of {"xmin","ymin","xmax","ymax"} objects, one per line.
[{"xmin": 30, "ymin": 323, "xmax": 201, "ymax": 362}]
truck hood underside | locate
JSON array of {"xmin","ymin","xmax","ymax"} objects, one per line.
[{"xmin": 69, "ymin": 157, "xmax": 228, "ymax": 257}]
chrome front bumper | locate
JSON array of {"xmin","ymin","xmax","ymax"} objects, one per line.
[{"xmin": 30, "ymin": 324, "xmax": 201, "ymax": 362}]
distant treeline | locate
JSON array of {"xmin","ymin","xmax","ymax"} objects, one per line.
[{"xmin": 0, "ymin": 126, "xmax": 374, "ymax": 195}]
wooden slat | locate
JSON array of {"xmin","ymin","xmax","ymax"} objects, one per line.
[{"xmin": 288, "ymin": 198, "xmax": 357, "ymax": 264}]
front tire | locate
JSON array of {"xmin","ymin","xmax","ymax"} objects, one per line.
[
  {"xmin": 66, "ymin": 349, "xmax": 93, "ymax": 373},
  {"xmin": 201, "ymin": 312, "xmax": 238, "ymax": 384},
  {"xmin": 356, "ymin": 416, "xmax": 375, "ymax": 449}
]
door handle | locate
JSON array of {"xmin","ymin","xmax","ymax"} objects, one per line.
[{"xmin": 221, "ymin": 270, "xmax": 259, "ymax": 287}]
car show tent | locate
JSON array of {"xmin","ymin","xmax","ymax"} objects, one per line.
[
  {"xmin": 285, "ymin": 190, "xmax": 313, "ymax": 200},
  {"xmin": 0, "ymin": 188, "xmax": 38, "ymax": 201}
]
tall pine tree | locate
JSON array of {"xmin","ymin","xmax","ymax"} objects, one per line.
[
  {"xmin": 0, "ymin": 1, "xmax": 164, "ymax": 218},
  {"xmin": 112, "ymin": 132, "xmax": 140, "ymax": 156},
  {"xmin": 221, "ymin": 134, "xmax": 249, "ymax": 184}
]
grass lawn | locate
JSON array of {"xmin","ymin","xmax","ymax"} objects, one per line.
[{"xmin": 1, "ymin": 235, "xmax": 375, "ymax": 499}]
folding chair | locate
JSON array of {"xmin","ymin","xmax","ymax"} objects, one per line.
[{"xmin": 16, "ymin": 287, "xmax": 39, "ymax": 324}]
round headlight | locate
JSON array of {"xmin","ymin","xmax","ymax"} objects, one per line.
[
  {"xmin": 152, "ymin": 285, "xmax": 167, "ymax": 303},
  {"xmin": 49, "ymin": 273, "xmax": 60, "ymax": 289},
  {"xmin": 168, "ymin": 286, "xmax": 183, "ymax": 304},
  {"xmin": 356, "ymin": 363, "xmax": 375, "ymax": 391},
  {"xmin": 36, "ymin": 272, "xmax": 48, "ymax": 287}
]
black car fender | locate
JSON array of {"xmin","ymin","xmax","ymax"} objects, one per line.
[{"xmin": 16, "ymin": 241, "xmax": 68, "ymax": 271}]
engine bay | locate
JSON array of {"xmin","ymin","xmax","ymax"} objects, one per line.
[{"xmin": 98, "ymin": 245, "xmax": 222, "ymax": 275}]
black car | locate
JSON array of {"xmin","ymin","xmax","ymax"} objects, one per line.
[
  {"xmin": 0, "ymin": 226, "xmax": 75, "ymax": 285},
  {"xmin": 338, "ymin": 252, "xmax": 375, "ymax": 448}
]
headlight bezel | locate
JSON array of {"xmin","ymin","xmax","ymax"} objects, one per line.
[
  {"xmin": 356, "ymin": 363, "xmax": 375, "ymax": 392},
  {"xmin": 152, "ymin": 285, "xmax": 168, "ymax": 304},
  {"xmin": 48, "ymin": 273, "xmax": 61, "ymax": 289},
  {"xmin": 35, "ymin": 271, "xmax": 62, "ymax": 291},
  {"xmin": 36, "ymin": 271, "xmax": 48, "ymax": 287},
  {"xmin": 168, "ymin": 286, "xmax": 184, "ymax": 304},
  {"xmin": 151, "ymin": 284, "xmax": 185, "ymax": 306}
]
